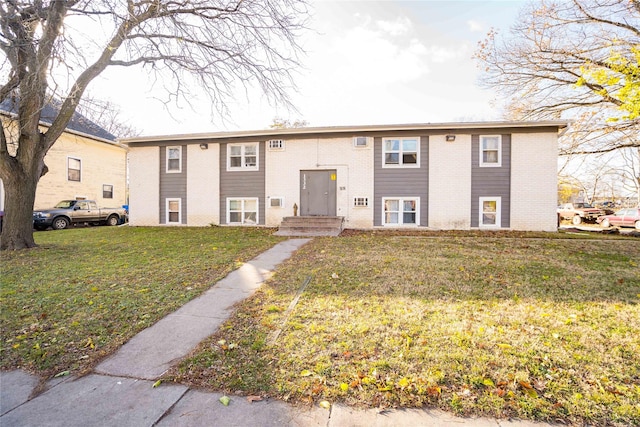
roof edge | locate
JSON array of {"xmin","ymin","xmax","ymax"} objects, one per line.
[
  {"xmin": 1, "ymin": 110, "xmax": 123, "ymax": 147},
  {"xmin": 121, "ymin": 120, "xmax": 569, "ymax": 145}
]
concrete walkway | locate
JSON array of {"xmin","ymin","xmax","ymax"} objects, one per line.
[{"xmin": 1, "ymin": 238, "xmax": 554, "ymax": 427}]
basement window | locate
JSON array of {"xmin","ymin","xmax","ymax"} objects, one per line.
[
  {"xmin": 268, "ymin": 140, "xmax": 284, "ymax": 150},
  {"xmin": 354, "ymin": 197, "xmax": 369, "ymax": 207}
]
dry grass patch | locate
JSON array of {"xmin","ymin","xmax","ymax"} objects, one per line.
[{"xmin": 170, "ymin": 233, "xmax": 640, "ymax": 426}]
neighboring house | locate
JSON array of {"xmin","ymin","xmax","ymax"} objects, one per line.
[
  {"xmin": 0, "ymin": 100, "xmax": 128, "ymax": 211},
  {"xmin": 124, "ymin": 121, "xmax": 567, "ymax": 232}
]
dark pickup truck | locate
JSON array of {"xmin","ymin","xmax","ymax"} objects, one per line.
[{"xmin": 33, "ymin": 200, "xmax": 127, "ymax": 230}]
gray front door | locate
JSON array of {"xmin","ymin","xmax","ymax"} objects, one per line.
[{"xmin": 300, "ymin": 170, "xmax": 337, "ymax": 216}]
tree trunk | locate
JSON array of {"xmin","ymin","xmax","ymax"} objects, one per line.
[{"xmin": 0, "ymin": 173, "xmax": 38, "ymax": 250}]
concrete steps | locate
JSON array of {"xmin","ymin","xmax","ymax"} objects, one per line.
[{"xmin": 275, "ymin": 216, "xmax": 344, "ymax": 237}]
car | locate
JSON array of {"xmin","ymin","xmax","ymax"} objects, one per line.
[
  {"xmin": 596, "ymin": 208, "xmax": 640, "ymax": 229},
  {"xmin": 557, "ymin": 202, "xmax": 606, "ymax": 225},
  {"xmin": 33, "ymin": 200, "xmax": 127, "ymax": 230}
]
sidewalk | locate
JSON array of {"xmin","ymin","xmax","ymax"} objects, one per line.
[{"xmin": 1, "ymin": 238, "xmax": 554, "ymax": 427}]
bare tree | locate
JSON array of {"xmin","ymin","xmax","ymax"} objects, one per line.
[
  {"xmin": 619, "ymin": 147, "xmax": 640, "ymax": 206},
  {"xmin": 269, "ymin": 117, "xmax": 308, "ymax": 129},
  {"xmin": 0, "ymin": 1, "xmax": 309, "ymax": 250},
  {"xmin": 76, "ymin": 98, "xmax": 141, "ymax": 139},
  {"xmin": 475, "ymin": 0, "xmax": 640, "ymax": 155}
]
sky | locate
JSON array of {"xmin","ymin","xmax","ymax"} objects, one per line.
[{"xmin": 88, "ymin": 1, "xmax": 528, "ymax": 136}]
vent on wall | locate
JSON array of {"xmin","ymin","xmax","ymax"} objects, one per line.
[
  {"xmin": 353, "ymin": 136, "xmax": 368, "ymax": 147},
  {"xmin": 269, "ymin": 197, "xmax": 284, "ymax": 208}
]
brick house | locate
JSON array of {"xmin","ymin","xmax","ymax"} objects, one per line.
[
  {"xmin": 124, "ymin": 121, "xmax": 567, "ymax": 232},
  {"xmin": 0, "ymin": 101, "xmax": 128, "ymax": 211}
]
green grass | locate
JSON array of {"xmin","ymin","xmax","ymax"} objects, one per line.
[
  {"xmin": 0, "ymin": 226, "xmax": 283, "ymax": 377},
  {"xmin": 169, "ymin": 232, "xmax": 640, "ymax": 426}
]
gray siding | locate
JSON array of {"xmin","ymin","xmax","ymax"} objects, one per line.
[
  {"xmin": 373, "ymin": 136, "xmax": 429, "ymax": 226},
  {"xmin": 471, "ymin": 134, "xmax": 511, "ymax": 227},
  {"xmin": 159, "ymin": 145, "xmax": 188, "ymax": 224},
  {"xmin": 219, "ymin": 142, "xmax": 266, "ymax": 225}
]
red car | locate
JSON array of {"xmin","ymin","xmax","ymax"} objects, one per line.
[{"xmin": 597, "ymin": 208, "xmax": 640, "ymax": 229}]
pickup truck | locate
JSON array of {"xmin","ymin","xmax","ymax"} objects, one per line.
[
  {"xmin": 33, "ymin": 200, "xmax": 127, "ymax": 230},
  {"xmin": 557, "ymin": 202, "xmax": 606, "ymax": 225}
]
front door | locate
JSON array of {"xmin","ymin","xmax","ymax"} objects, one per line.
[{"xmin": 300, "ymin": 170, "xmax": 337, "ymax": 216}]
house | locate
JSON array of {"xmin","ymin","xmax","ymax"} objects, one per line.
[
  {"xmin": 0, "ymin": 100, "xmax": 128, "ymax": 211},
  {"xmin": 123, "ymin": 121, "xmax": 568, "ymax": 232}
]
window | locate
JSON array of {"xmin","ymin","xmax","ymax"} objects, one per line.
[
  {"xmin": 269, "ymin": 197, "xmax": 284, "ymax": 208},
  {"xmin": 228, "ymin": 143, "xmax": 258, "ymax": 170},
  {"xmin": 268, "ymin": 140, "xmax": 284, "ymax": 150},
  {"xmin": 68, "ymin": 157, "xmax": 81, "ymax": 181},
  {"xmin": 103, "ymin": 184, "xmax": 113, "ymax": 199},
  {"xmin": 353, "ymin": 136, "xmax": 368, "ymax": 147},
  {"xmin": 354, "ymin": 197, "xmax": 369, "ymax": 207},
  {"xmin": 166, "ymin": 198, "xmax": 182, "ymax": 224},
  {"xmin": 479, "ymin": 197, "xmax": 501, "ymax": 228},
  {"xmin": 228, "ymin": 198, "xmax": 258, "ymax": 224},
  {"xmin": 382, "ymin": 198, "xmax": 419, "ymax": 226},
  {"xmin": 480, "ymin": 136, "xmax": 501, "ymax": 167},
  {"xmin": 166, "ymin": 146, "xmax": 182, "ymax": 173},
  {"xmin": 383, "ymin": 138, "xmax": 419, "ymax": 167}
]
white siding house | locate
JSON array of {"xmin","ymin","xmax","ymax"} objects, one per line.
[{"xmin": 124, "ymin": 121, "xmax": 567, "ymax": 232}]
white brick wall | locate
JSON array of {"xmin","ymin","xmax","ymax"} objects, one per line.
[
  {"xmin": 34, "ymin": 133, "xmax": 127, "ymax": 209},
  {"xmin": 265, "ymin": 137, "xmax": 374, "ymax": 228},
  {"xmin": 186, "ymin": 144, "xmax": 220, "ymax": 226},
  {"xmin": 428, "ymin": 135, "xmax": 472, "ymax": 229},
  {"xmin": 128, "ymin": 146, "xmax": 160, "ymax": 226},
  {"xmin": 511, "ymin": 132, "xmax": 558, "ymax": 231}
]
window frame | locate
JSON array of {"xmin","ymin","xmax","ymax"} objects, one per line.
[
  {"xmin": 479, "ymin": 135, "xmax": 502, "ymax": 168},
  {"xmin": 166, "ymin": 198, "xmax": 182, "ymax": 225},
  {"xmin": 166, "ymin": 146, "xmax": 182, "ymax": 173},
  {"xmin": 227, "ymin": 197, "xmax": 259, "ymax": 225},
  {"xmin": 381, "ymin": 197, "xmax": 420, "ymax": 226},
  {"xmin": 479, "ymin": 196, "xmax": 501, "ymax": 228},
  {"xmin": 227, "ymin": 143, "xmax": 259, "ymax": 171},
  {"xmin": 268, "ymin": 140, "xmax": 284, "ymax": 150},
  {"xmin": 353, "ymin": 197, "xmax": 369, "ymax": 207},
  {"xmin": 67, "ymin": 157, "xmax": 82, "ymax": 182},
  {"xmin": 102, "ymin": 184, "xmax": 114, "ymax": 199},
  {"xmin": 382, "ymin": 137, "xmax": 420, "ymax": 168}
]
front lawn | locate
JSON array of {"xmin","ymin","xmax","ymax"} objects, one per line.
[
  {"xmin": 0, "ymin": 226, "xmax": 283, "ymax": 378},
  {"xmin": 170, "ymin": 232, "xmax": 640, "ymax": 426}
]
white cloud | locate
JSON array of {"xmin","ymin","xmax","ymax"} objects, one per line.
[
  {"xmin": 375, "ymin": 16, "xmax": 412, "ymax": 36},
  {"xmin": 467, "ymin": 19, "xmax": 484, "ymax": 33},
  {"xmin": 314, "ymin": 19, "xmax": 431, "ymax": 86}
]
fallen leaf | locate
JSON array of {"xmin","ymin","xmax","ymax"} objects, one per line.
[
  {"xmin": 152, "ymin": 380, "xmax": 162, "ymax": 388},
  {"xmin": 482, "ymin": 378, "xmax": 495, "ymax": 387},
  {"xmin": 319, "ymin": 400, "xmax": 331, "ymax": 409},
  {"xmin": 246, "ymin": 395, "xmax": 263, "ymax": 403},
  {"xmin": 340, "ymin": 383, "xmax": 349, "ymax": 391},
  {"xmin": 54, "ymin": 370, "xmax": 70, "ymax": 378},
  {"xmin": 519, "ymin": 380, "xmax": 533, "ymax": 389},
  {"xmin": 426, "ymin": 386, "xmax": 441, "ymax": 397},
  {"xmin": 397, "ymin": 377, "xmax": 410, "ymax": 388},
  {"xmin": 300, "ymin": 369, "xmax": 313, "ymax": 377},
  {"xmin": 219, "ymin": 395, "xmax": 231, "ymax": 406}
]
